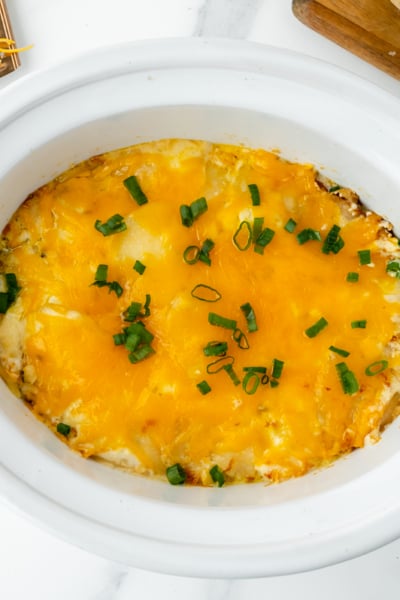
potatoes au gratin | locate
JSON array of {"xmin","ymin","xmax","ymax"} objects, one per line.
[{"xmin": 1, "ymin": 139, "xmax": 400, "ymax": 487}]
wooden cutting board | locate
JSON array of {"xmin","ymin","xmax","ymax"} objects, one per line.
[{"xmin": 292, "ymin": 0, "xmax": 400, "ymax": 79}]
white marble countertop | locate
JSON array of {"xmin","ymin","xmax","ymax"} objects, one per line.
[{"xmin": 1, "ymin": 1, "xmax": 400, "ymax": 598}]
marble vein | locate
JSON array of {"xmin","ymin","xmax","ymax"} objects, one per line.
[{"xmin": 194, "ymin": 0, "xmax": 263, "ymax": 38}]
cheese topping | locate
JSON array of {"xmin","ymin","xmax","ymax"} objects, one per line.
[{"xmin": 1, "ymin": 139, "xmax": 400, "ymax": 486}]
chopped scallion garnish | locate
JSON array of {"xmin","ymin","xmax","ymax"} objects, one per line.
[
  {"xmin": 191, "ymin": 284, "xmax": 221, "ymax": 303},
  {"xmin": 197, "ymin": 380, "xmax": 211, "ymax": 395},
  {"xmin": 180, "ymin": 197, "xmax": 208, "ymax": 227},
  {"xmin": 240, "ymin": 302, "xmax": 258, "ymax": 333},
  {"xmin": 57, "ymin": 423, "xmax": 71, "ymax": 436},
  {"xmin": 113, "ymin": 332, "xmax": 127, "ymax": 346},
  {"xmin": 386, "ymin": 261, "xmax": 400, "ymax": 277},
  {"xmin": 166, "ymin": 463, "xmax": 186, "ymax": 485},
  {"xmin": 191, "ymin": 197, "xmax": 208, "ymax": 220},
  {"xmin": 284, "ymin": 218, "xmax": 297, "ymax": 233},
  {"xmin": 232, "ymin": 328, "xmax": 250, "ymax": 349},
  {"xmin": 0, "ymin": 272, "xmax": 21, "ymax": 314},
  {"xmin": 243, "ymin": 366, "xmax": 267, "ymax": 374},
  {"xmin": 252, "ymin": 217, "xmax": 264, "ymax": 243},
  {"xmin": 133, "ymin": 260, "xmax": 146, "ymax": 275},
  {"xmin": 272, "ymin": 358, "xmax": 284, "ymax": 379},
  {"xmin": 248, "ymin": 183, "xmax": 261, "ymax": 206},
  {"xmin": 254, "ymin": 227, "xmax": 275, "ymax": 254},
  {"xmin": 336, "ymin": 362, "xmax": 359, "ymax": 394},
  {"xmin": 358, "ymin": 249, "xmax": 371, "ymax": 265},
  {"xmin": 123, "ymin": 175, "xmax": 148, "ymax": 205},
  {"xmin": 297, "ymin": 228, "xmax": 321, "ymax": 245},
  {"xmin": 322, "ymin": 224, "xmax": 344, "ymax": 255},
  {"xmin": 346, "ymin": 272, "xmax": 359, "ymax": 283},
  {"xmin": 305, "ymin": 317, "xmax": 328, "ymax": 338},
  {"xmin": 206, "ymin": 355, "xmax": 234, "ymax": 375},
  {"xmin": 223, "ymin": 363, "xmax": 241, "ymax": 386},
  {"xmin": 94, "ymin": 214, "xmax": 127, "ymax": 236},
  {"xmin": 351, "ymin": 320, "xmax": 367, "ymax": 329},
  {"xmin": 128, "ymin": 344, "xmax": 154, "ymax": 363},
  {"xmin": 209, "ymin": 464, "xmax": 225, "ymax": 487},
  {"xmin": 328, "ymin": 185, "xmax": 341, "ymax": 193},
  {"xmin": 329, "ymin": 345, "xmax": 350, "ymax": 357},
  {"xmin": 210, "ymin": 465, "xmax": 225, "ymax": 487},
  {"xmin": 203, "ymin": 341, "xmax": 228, "ymax": 357},
  {"xmin": 233, "ymin": 221, "xmax": 252, "ymax": 251},
  {"xmin": 94, "ymin": 263, "xmax": 108, "ymax": 282},
  {"xmin": 183, "ymin": 245, "xmax": 200, "ymax": 265},
  {"xmin": 208, "ymin": 312, "xmax": 237, "ymax": 330},
  {"xmin": 365, "ymin": 360, "xmax": 388, "ymax": 376},
  {"xmin": 242, "ymin": 370, "xmax": 260, "ymax": 395}
]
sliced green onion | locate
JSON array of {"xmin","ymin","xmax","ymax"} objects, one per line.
[
  {"xmin": 252, "ymin": 217, "xmax": 264, "ymax": 243},
  {"xmin": 329, "ymin": 345, "xmax": 350, "ymax": 357},
  {"xmin": 123, "ymin": 175, "xmax": 148, "ymax": 205},
  {"xmin": 331, "ymin": 237, "xmax": 345, "ymax": 254},
  {"xmin": 199, "ymin": 238, "xmax": 215, "ymax": 265},
  {"xmin": 94, "ymin": 264, "xmax": 108, "ymax": 282},
  {"xmin": 124, "ymin": 333, "xmax": 141, "ymax": 352},
  {"xmin": 242, "ymin": 371, "xmax": 260, "ymax": 395},
  {"xmin": 328, "ymin": 185, "xmax": 341, "ymax": 193},
  {"xmin": 209, "ymin": 464, "xmax": 225, "ymax": 487},
  {"xmin": 197, "ymin": 380, "xmax": 212, "ymax": 395},
  {"xmin": 190, "ymin": 197, "xmax": 208, "ymax": 220},
  {"xmin": 166, "ymin": 463, "xmax": 186, "ymax": 485},
  {"xmin": 243, "ymin": 366, "xmax": 267, "ymax": 374},
  {"xmin": 261, "ymin": 374, "xmax": 270, "ymax": 385},
  {"xmin": 113, "ymin": 332, "xmax": 126, "ymax": 346},
  {"xmin": 124, "ymin": 322, "xmax": 154, "ymax": 344},
  {"xmin": 322, "ymin": 225, "xmax": 344, "ymax": 255},
  {"xmin": 254, "ymin": 227, "xmax": 275, "ymax": 254},
  {"xmin": 272, "ymin": 358, "xmax": 284, "ymax": 379},
  {"xmin": 270, "ymin": 379, "xmax": 280, "ymax": 388},
  {"xmin": 133, "ymin": 260, "xmax": 146, "ymax": 275},
  {"xmin": 123, "ymin": 301, "xmax": 143, "ymax": 321},
  {"xmin": 206, "ymin": 355, "xmax": 234, "ymax": 375},
  {"xmin": 248, "ymin": 183, "xmax": 260, "ymax": 206},
  {"xmin": 365, "ymin": 360, "xmax": 389, "ymax": 376},
  {"xmin": 108, "ymin": 281, "xmax": 123, "ymax": 298},
  {"xmin": 57, "ymin": 423, "xmax": 71, "ymax": 436},
  {"xmin": 223, "ymin": 363, "xmax": 241, "ymax": 386},
  {"xmin": 346, "ymin": 272, "xmax": 359, "ymax": 283},
  {"xmin": 386, "ymin": 261, "xmax": 400, "ymax": 276},
  {"xmin": 233, "ymin": 221, "xmax": 252, "ymax": 251},
  {"xmin": 95, "ymin": 214, "xmax": 127, "ymax": 236},
  {"xmin": 351, "ymin": 320, "xmax": 367, "ymax": 329},
  {"xmin": 128, "ymin": 344, "xmax": 154, "ymax": 363},
  {"xmin": 240, "ymin": 302, "xmax": 258, "ymax": 333},
  {"xmin": 305, "ymin": 317, "xmax": 328, "ymax": 338},
  {"xmin": 0, "ymin": 293, "xmax": 9, "ymax": 313},
  {"xmin": 296, "ymin": 228, "xmax": 321, "ymax": 245},
  {"xmin": 232, "ymin": 328, "xmax": 250, "ymax": 350},
  {"xmin": 191, "ymin": 284, "xmax": 221, "ymax": 303},
  {"xmin": 203, "ymin": 341, "xmax": 228, "ymax": 357},
  {"xmin": 284, "ymin": 218, "xmax": 297, "ymax": 233},
  {"xmin": 336, "ymin": 362, "xmax": 359, "ymax": 394},
  {"xmin": 183, "ymin": 245, "xmax": 200, "ymax": 264},
  {"xmin": 0, "ymin": 273, "xmax": 20, "ymax": 313},
  {"xmin": 358, "ymin": 249, "xmax": 371, "ymax": 265},
  {"xmin": 180, "ymin": 204, "xmax": 193, "ymax": 227},
  {"xmin": 208, "ymin": 312, "xmax": 237, "ymax": 330}
]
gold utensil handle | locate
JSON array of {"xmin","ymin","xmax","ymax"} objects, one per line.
[{"xmin": 0, "ymin": 0, "xmax": 20, "ymax": 76}]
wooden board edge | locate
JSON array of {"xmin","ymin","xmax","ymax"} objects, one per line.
[{"xmin": 292, "ymin": 0, "xmax": 400, "ymax": 80}]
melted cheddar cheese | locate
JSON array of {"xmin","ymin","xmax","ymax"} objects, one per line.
[{"xmin": 1, "ymin": 139, "xmax": 400, "ymax": 485}]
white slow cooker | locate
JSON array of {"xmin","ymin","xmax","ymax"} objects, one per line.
[{"xmin": 0, "ymin": 38, "xmax": 400, "ymax": 578}]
